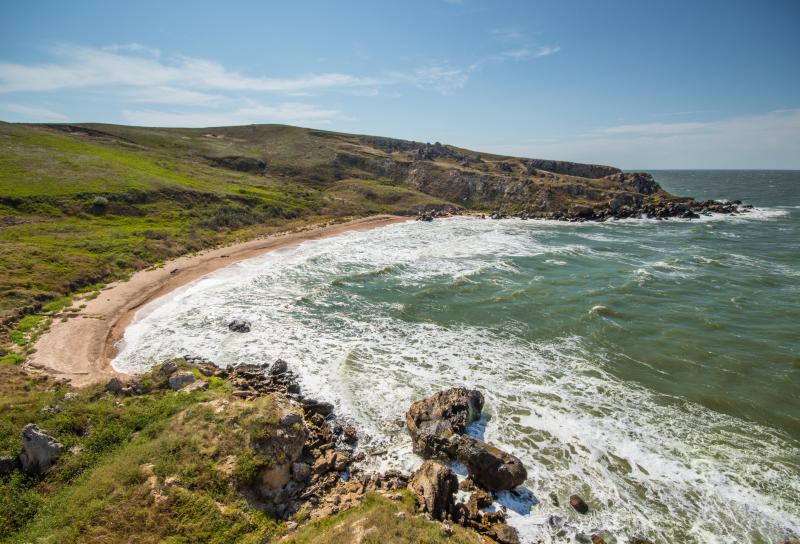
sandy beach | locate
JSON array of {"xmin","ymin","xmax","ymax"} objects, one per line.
[{"xmin": 26, "ymin": 215, "xmax": 409, "ymax": 387}]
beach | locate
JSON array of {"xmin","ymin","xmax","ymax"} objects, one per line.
[{"xmin": 25, "ymin": 215, "xmax": 409, "ymax": 387}]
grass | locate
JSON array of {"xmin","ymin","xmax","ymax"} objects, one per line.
[
  {"xmin": 0, "ymin": 361, "xmax": 485, "ymax": 543},
  {"xmin": 0, "ymin": 123, "xmax": 451, "ymax": 335},
  {"xmin": 285, "ymin": 492, "xmax": 483, "ymax": 544},
  {"xmin": 0, "ymin": 362, "xmax": 282, "ymax": 543}
]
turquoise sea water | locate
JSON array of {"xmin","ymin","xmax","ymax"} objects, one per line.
[{"xmin": 115, "ymin": 170, "xmax": 800, "ymax": 543}]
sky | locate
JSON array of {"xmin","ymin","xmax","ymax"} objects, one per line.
[{"xmin": 1, "ymin": 0, "xmax": 798, "ymax": 169}]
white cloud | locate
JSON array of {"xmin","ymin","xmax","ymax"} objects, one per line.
[
  {"xmin": 0, "ymin": 103, "xmax": 67, "ymax": 121},
  {"xmin": 118, "ymin": 86, "xmax": 224, "ymax": 105},
  {"xmin": 487, "ymin": 110, "xmax": 800, "ymax": 169},
  {"xmin": 595, "ymin": 121, "xmax": 710, "ymax": 135},
  {"xmin": 497, "ymin": 45, "xmax": 561, "ymax": 61},
  {"xmin": 122, "ymin": 102, "xmax": 341, "ymax": 127}
]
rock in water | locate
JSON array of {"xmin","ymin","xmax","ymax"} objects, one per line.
[
  {"xmin": 228, "ymin": 319, "xmax": 251, "ymax": 333},
  {"xmin": 406, "ymin": 387, "xmax": 483, "ymax": 458},
  {"xmin": 168, "ymin": 371, "xmax": 196, "ymax": 390},
  {"xmin": 570, "ymin": 494, "xmax": 589, "ymax": 514},
  {"xmin": 19, "ymin": 424, "xmax": 64, "ymax": 475},
  {"xmin": 408, "ymin": 460, "xmax": 459, "ymax": 521},
  {"xmin": 455, "ymin": 436, "xmax": 527, "ymax": 491},
  {"xmin": 486, "ymin": 523, "xmax": 521, "ymax": 544}
]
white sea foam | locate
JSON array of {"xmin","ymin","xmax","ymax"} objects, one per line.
[{"xmin": 113, "ymin": 217, "xmax": 800, "ymax": 543}]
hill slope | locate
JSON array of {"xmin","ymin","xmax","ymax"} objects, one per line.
[{"xmin": 0, "ymin": 121, "xmax": 710, "ymax": 338}]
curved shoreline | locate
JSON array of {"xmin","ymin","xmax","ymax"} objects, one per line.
[{"xmin": 26, "ymin": 215, "xmax": 410, "ymax": 387}]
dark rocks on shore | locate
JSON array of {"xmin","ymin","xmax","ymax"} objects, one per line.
[
  {"xmin": 19, "ymin": 424, "xmax": 64, "ymax": 475},
  {"xmin": 408, "ymin": 460, "xmax": 459, "ymax": 520},
  {"xmin": 406, "ymin": 387, "xmax": 483, "ymax": 458},
  {"xmin": 406, "ymin": 387, "xmax": 527, "ymax": 493},
  {"xmin": 228, "ymin": 319, "xmax": 251, "ymax": 333},
  {"xmin": 570, "ymin": 494, "xmax": 589, "ymax": 514},
  {"xmin": 455, "ymin": 436, "xmax": 527, "ymax": 492},
  {"xmin": 167, "ymin": 371, "xmax": 196, "ymax": 390}
]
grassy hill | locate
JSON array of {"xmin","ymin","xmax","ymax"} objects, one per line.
[{"xmin": 0, "ymin": 121, "xmax": 671, "ymax": 351}]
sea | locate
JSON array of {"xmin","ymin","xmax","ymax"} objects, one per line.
[{"xmin": 113, "ymin": 170, "xmax": 800, "ymax": 543}]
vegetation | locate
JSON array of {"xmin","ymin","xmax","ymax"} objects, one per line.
[
  {"xmin": 0, "ymin": 122, "xmax": 450, "ymax": 338},
  {"xmin": 285, "ymin": 492, "xmax": 482, "ymax": 544},
  {"xmin": 0, "ymin": 362, "xmax": 484, "ymax": 543}
]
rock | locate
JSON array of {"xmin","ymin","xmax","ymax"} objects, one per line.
[
  {"xmin": 408, "ymin": 460, "xmax": 459, "ymax": 521},
  {"xmin": 270, "ymin": 359, "xmax": 289, "ymax": 376},
  {"xmin": 291, "ymin": 462, "xmax": 311, "ymax": 483},
  {"xmin": 465, "ymin": 488, "xmax": 493, "ymax": 519},
  {"xmin": 456, "ymin": 436, "xmax": 527, "ymax": 491},
  {"xmin": 168, "ymin": 371, "xmax": 196, "ymax": 390},
  {"xmin": 406, "ymin": 387, "xmax": 483, "ymax": 458},
  {"xmin": 486, "ymin": 523, "xmax": 520, "ymax": 544},
  {"xmin": 570, "ymin": 494, "xmax": 589, "ymax": 514},
  {"xmin": 179, "ymin": 380, "xmax": 209, "ymax": 393},
  {"xmin": 0, "ymin": 455, "xmax": 19, "ymax": 474},
  {"xmin": 105, "ymin": 377, "xmax": 124, "ymax": 394},
  {"xmin": 228, "ymin": 319, "xmax": 251, "ymax": 333},
  {"xmin": 19, "ymin": 424, "xmax": 64, "ymax": 475},
  {"xmin": 159, "ymin": 360, "xmax": 178, "ymax": 376},
  {"xmin": 591, "ymin": 535, "xmax": 607, "ymax": 544},
  {"xmin": 301, "ymin": 398, "xmax": 334, "ymax": 417}
]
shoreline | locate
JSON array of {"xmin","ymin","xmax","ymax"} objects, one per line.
[{"xmin": 25, "ymin": 215, "xmax": 410, "ymax": 387}]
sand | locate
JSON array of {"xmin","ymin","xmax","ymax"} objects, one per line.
[{"xmin": 25, "ymin": 215, "xmax": 409, "ymax": 387}]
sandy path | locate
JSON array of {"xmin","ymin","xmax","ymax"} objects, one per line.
[{"xmin": 26, "ymin": 215, "xmax": 409, "ymax": 387}]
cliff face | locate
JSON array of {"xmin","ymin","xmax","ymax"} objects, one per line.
[{"xmin": 35, "ymin": 123, "xmax": 733, "ymax": 221}]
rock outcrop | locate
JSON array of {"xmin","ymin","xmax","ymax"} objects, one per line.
[
  {"xmin": 228, "ymin": 319, "xmax": 251, "ymax": 333},
  {"xmin": 408, "ymin": 460, "xmax": 459, "ymax": 520},
  {"xmin": 406, "ymin": 387, "xmax": 483, "ymax": 458},
  {"xmin": 19, "ymin": 424, "xmax": 64, "ymax": 475},
  {"xmin": 406, "ymin": 388, "xmax": 527, "ymax": 492}
]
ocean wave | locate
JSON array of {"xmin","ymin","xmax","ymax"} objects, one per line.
[{"xmin": 113, "ymin": 216, "xmax": 800, "ymax": 542}]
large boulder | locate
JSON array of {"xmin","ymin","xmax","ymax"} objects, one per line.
[
  {"xmin": 408, "ymin": 460, "xmax": 459, "ymax": 521},
  {"xmin": 406, "ymin": 387, "xmax": 483, "ymax": 458},
  {"xmin": 456, "ymin": 436, "xmax": 527, "ymax": 492},
  {"xmin": 228, "ymin": 319, "xmax": 251, "ymax": 333},
  {"xmin": 19, "ymin": 424, "xmax": 64, "ymax": 475},
  {"xmin": 168, "ymin": 371, "xmax": 196, "ymax": 390}
]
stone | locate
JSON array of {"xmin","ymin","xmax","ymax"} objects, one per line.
[
  {"xmin": 408, "ymin": 460, "xmax": 459, "ymax": 521},
  {"xmin": 19, "ymin": 424, "xmax": 64, "ymax": 475},
  {"xmin": 270, "ymin": 359, "xmax": 289, "ymax": 376},
  {"xmin": 179, "ymin": 380, "xmax": 209, "ymax": 393},
  {"xmin": 228, "ymin": 319, "xmax": 251, "ymax": 333},
  {"xmin": 105, "ymin": 376, "xmax": 124, "ymax": 394},
  {"xmin": 406, "ymin": 387, "xmax": 483, "ymax": 458},
  {"xmin": 159, "ymin": 360, "xmax": 178, "ymax": 376},
  {"xmin": 570, "ymin": 494, "xmax": 589, "ymax": 514},
  {"xmin": 456, "ymin": 436, "xmax": 527, "ymax": 491},
  {"xmin": 0, "ymin": 455, "xmax": 19, "ymax": 474},
  {"xmin": 168, "ymin": 371, "xmax": 196, "ymax": 390},
  {"xmin": 591, "ymin": 535, "xmax": 607, "ymax": 544},
  {"xmin": 301, "ymin": 398, "xmax": 334, "ymax": 417},
  {"xmin": 291, "ymin": 462, "xmax": 311, "ymax": 483},
  {"xmin": 486, "ymin": 523, "xmax": 520, "ymax": 544}
]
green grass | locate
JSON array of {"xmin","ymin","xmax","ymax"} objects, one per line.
[
  {"xmin": 285, "ymin": 492, "xmax": 482, "ymax": 544},
  {"xmin": 0, "ymin": 362, "xmax": 289, "ymax": 543},
  {"xmin": 0, "ymin": 123, "xmax": 452, "ymax": 334}
]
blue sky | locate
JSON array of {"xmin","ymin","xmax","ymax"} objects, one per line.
[{"xmin": 1, "ymin": 0, "xmax": 798, "ymax": 168}]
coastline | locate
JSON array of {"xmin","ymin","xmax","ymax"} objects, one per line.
[{"xmin": 25, "ymin": 215, "xmax": 410, "ymax": 387}]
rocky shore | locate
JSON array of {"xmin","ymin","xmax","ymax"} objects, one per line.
[{"xmin": 2, "ymin": 354, "xmax": 672, "ymax": 544}]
